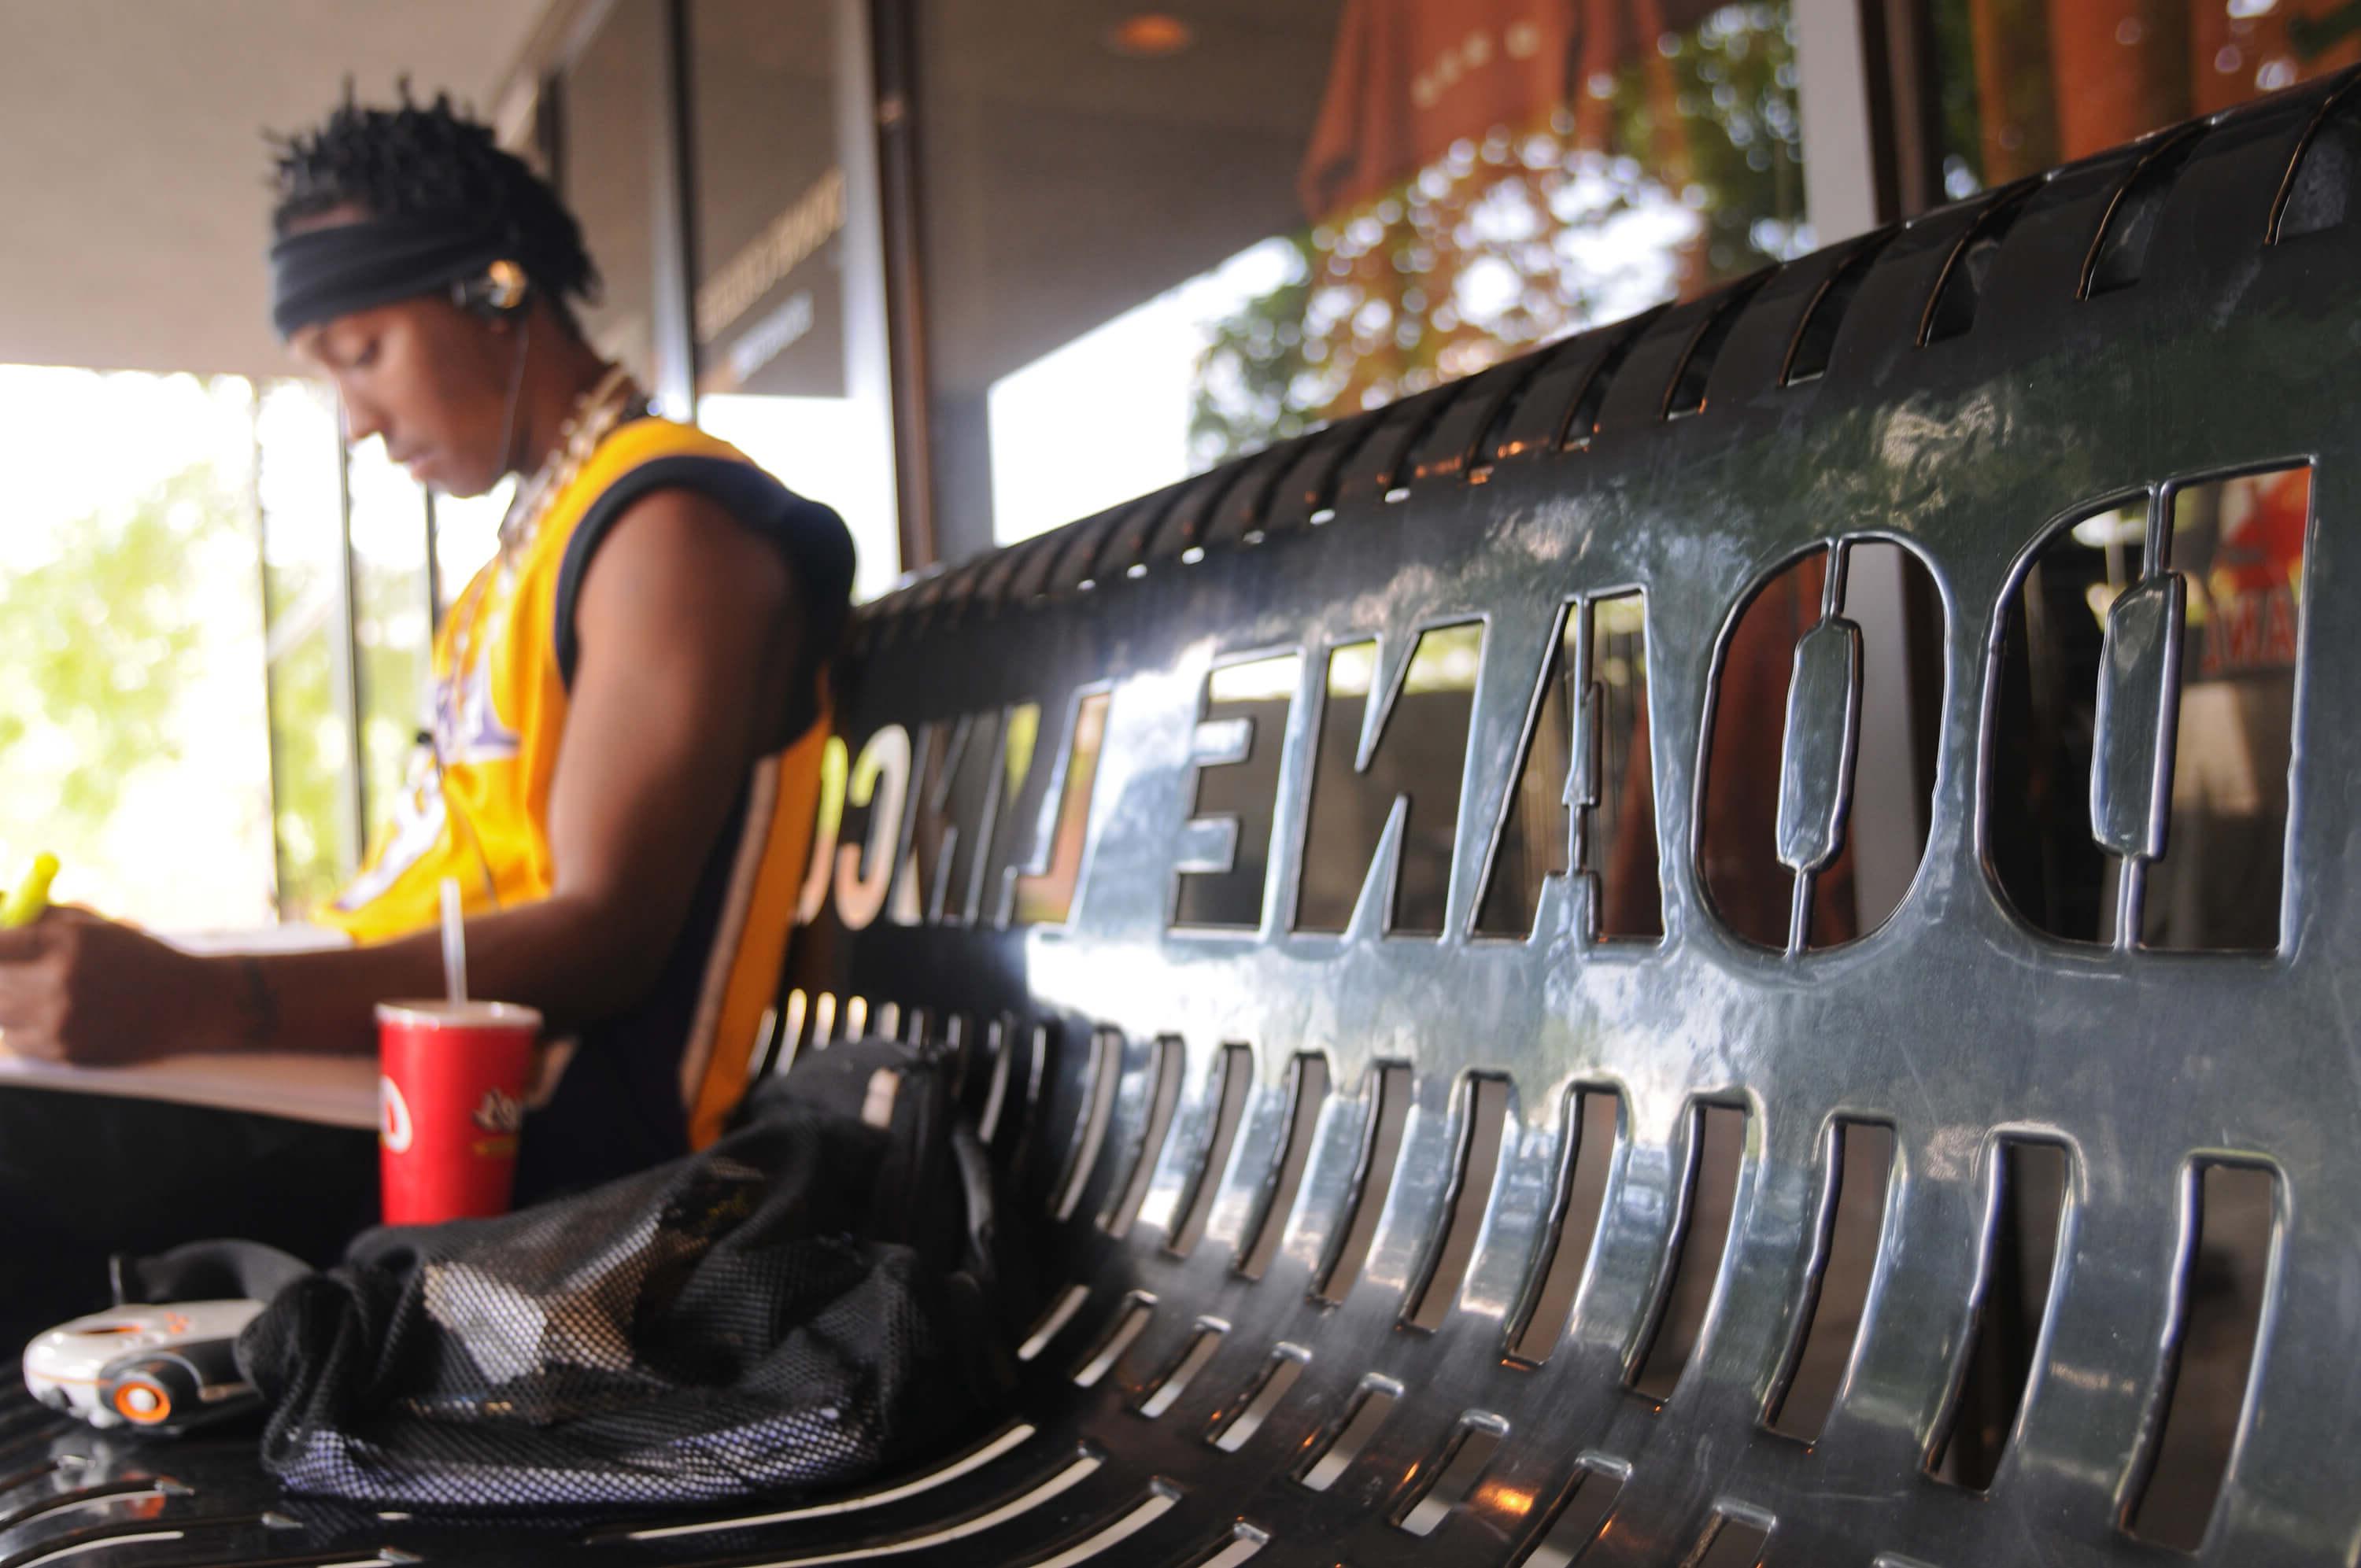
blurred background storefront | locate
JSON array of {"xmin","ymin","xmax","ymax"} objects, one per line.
[{"xmin": 0, "ymin": 0, "xmax": 2348, "ymax": 931}]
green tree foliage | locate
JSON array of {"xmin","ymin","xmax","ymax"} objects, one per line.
[
  {"xmin": 1929, "ymin": 0, "xmax": 1992, "ymax": 194},
  {"xmin": 0, "ymin": 465, "xmax": 236, "ymax": 843},
  {"xmin": 0, "ymin": 374, "xmax": 440, "ymax": 927},
  {"xmin": 1635, "ymin": 3, "xmax": 1807, "ymax": 282},
  {"xmin": 1192, "ymin": 3, "xmax": 1806, "ymax": 468},
  {"xmin": 1190, "ymin": 236, "xmax": 1322, "ymax": 472},
  {"xmin": 262, "ymin": 611, "xmax": 345, "ymax": 918},
  {"xmin": 261, "ymin": 537, "xmax": 432, "ymax": 921}
]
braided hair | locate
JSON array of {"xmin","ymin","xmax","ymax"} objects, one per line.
[{"xmin": 269, "ymin": 81, "xmax": 600, "ymax": 333}]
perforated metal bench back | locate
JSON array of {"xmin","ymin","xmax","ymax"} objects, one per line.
[{"xmin": 9, "ymin": 76, "xmax": 2361, "ymax": 1568}]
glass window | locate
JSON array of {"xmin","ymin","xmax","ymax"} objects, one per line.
[
  {"xmin": 916, "ymin": 2, "xmax": 1811, "ymax": 548},
  {"xmin": 565, "ymin": 0, "xmax": 664, "ymax": 389},
  {"xmin": 430, "ymin": 485, "xmax": 509, "ymax": 618},
  {"xmin": 340, "ymin": 452, "xmax": 519, "ymax": 926},
  {"xmin": 0, "ymin": 367, "xmax": 281, "ymax": 930},
  {"xmin": 257, "ymin": 380, "xmax": 359, "ymax": 920},
  {"xmin": 1927, "ymin": 0, "xmax": 2361, "ymax": 198},
  {"xmin": 689, "ymin": 0, "xmax": 900, "ymax": 601},
  {"xmin": 346, "ymin": 445, "xmax": 434, "ymax": 848}
]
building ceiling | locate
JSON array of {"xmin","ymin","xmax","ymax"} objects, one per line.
[{"xmin": 0, "ymin": 0, "xmax": 550, "ymax": 381}]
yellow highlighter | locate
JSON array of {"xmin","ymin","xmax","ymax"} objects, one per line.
[{"xmin": 2, "ymin": 854, "xmax": 60, "ymax": 928}]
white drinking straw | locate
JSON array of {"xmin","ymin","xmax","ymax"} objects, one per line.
[{"xmin": 440, "ymin": 876, "xmax": 469, "ymax": 1006}]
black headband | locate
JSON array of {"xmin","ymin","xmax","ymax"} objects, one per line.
[{"xmin": 269, "ymin": 216, "xmax": 510, "ymax": 338}]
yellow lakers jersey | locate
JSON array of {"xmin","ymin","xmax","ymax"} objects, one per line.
[{"xmin": 321, "ymin": 416, "xmax": 852, "ymax": 1186}]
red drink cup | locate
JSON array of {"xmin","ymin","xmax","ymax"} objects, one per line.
[{"xmin": 375, "ymin": 1001, "xmax": 541, "ymax": 1226}]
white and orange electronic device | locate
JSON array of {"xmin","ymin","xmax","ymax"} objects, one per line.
[{"xmin": 22, "ymin": 1301, "xmax": 264, "ymax": 1434}]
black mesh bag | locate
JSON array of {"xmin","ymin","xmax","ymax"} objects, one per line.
[{"xmin": 234, "ymin": 1040, "xmax": 1011, "ymax": 1511}]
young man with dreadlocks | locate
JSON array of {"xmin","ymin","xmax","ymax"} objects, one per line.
[{"xmin": 0, "ymin": 90, "xmax": 853, "ymax": 1336}]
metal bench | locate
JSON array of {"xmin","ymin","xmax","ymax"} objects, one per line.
[{"xmin": 8, "ymin": 71, "xmax": 2361, "ymax": 1566}]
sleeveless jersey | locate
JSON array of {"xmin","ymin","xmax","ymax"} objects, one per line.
[{"xmin": 319, "ymin": 416, "xmax": 852, "ymax": 1194}]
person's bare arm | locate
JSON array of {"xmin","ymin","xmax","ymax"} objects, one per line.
[{"xmin": 0, "ymin": 489, "xmax": 796, "ymax": 1064}]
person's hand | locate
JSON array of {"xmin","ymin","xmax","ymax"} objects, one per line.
[{"xmin": 0, "ymin": 909, "xmax": 242, "ymax": 1065}]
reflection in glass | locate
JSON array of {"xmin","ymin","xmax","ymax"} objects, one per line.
[
  {"xmin": 690, "ymin": 0, "xmax": 900, "ymax": 600},
  {"xmin": 1988, "ymin": 467, "xmax": 2307, "ymax": 950},
  {"xmin": 923, "ymin": 2, "xmax": 1809, "ymax": 548},
  {"xmin": 1214, "ymin": 3, "xmax": 1808, "ymax": 457},
  {"xmin": 1927, "ymin": 0, "xmax": 2361, "ymax": 201},
  {"xmin": 565, "ymin": 0, "xmax": 663, "ymax": 387}
]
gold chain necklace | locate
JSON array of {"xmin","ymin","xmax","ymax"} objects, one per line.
[
  {"xmin": 493, "ymin": 363, "xmax": 641, "ymax": 559},
  {"xmin": 445, "ymin": 364, "xmax": 644, "ymax": 688}
]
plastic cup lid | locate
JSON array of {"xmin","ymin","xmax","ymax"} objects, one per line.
[{"xmin": 374, "ymin": 1000, "xmax": 544, "ymax": 1031}]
